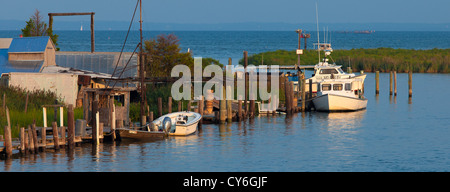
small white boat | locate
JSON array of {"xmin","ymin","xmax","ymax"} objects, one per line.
[{"xmin": 153, "ymin": 111, "xmax": 202, "ymax": 136}]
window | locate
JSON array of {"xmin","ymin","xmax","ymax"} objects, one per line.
[
  {"xmin": 333, "ymin": 84, "xmax": 343, "ymax": 91},
  {"xmin": 345, "ymin": 83, "xmax": 351, "ymax": 91},
  {"xmin": 319, "ymin": 69, "xmax": 338, "ymax": 74},
  {"xmin": 322, "ymin": 84, "xmax": 331, "ymax": 91}
]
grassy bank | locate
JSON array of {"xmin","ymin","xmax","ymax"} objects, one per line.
[
  {"xmin": 0, "ymin": 86, "xmax": 83, "ymax": 138},
  {"xmin": 239, "ymin": 48, "xmax": 449, "ymax": 73}
]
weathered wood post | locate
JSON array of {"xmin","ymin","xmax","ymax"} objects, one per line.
[
  {"xmin": 219, "ymin": 86, "xmax": 227, "ymax": 124},
  {"xmin": 290, "ymin": 81, "xmax": 296, "ymax": 112},
  {"xmin": 408, "ymin": 71, "xmax": 412, "ymax": 97},
  {"xmin": 90, "ymin": 13, "xmax": 95, "ymax": 53},
  {"xmin": 24, "ymin": 129, "xmax": 30, "ymax": 154},
  {"xmin": 308, "ymin": 79, "xmax": 313, "ymax": 101},
  {"xmin": 284, "ymin": 77, "xmax": 291, "ymax": 114},
  {"xmin": 244, "ymin": 51, "xmax": 248, "ymax": 117},
  {"xmin": 168, "ymin": 97, "xmax": 172, "ymax": 113},
  {"xmin": 52, "ymin": 122, "xmax": 59, "ymax": 151},
  {"xmin": 238, "ymin": 100, "xmax": 243, "ymax": 121},
  {"xmin": 301, "ymin": 76, "xmax": 306, "ymax": 112},
  {"xmin": 31, "ymin": 122, "xmax": 39, "ymax": 153},
  {"xmin": 41, "ymin": 126, "xmax": 46, "ymax": 150},
  {"xmin": 199, "ymin": 96, "xmax": 204, "ymax": 124},
  {"xmin": 394, "ymin": 71, "xmax": 397, "ymax": 96},
  {"xmin": 389, "ymin": 71, "xmax": 393, "ymax": 95},
  {"xmin": 178, "ymin": 101, "xmax": 182, "ymax": 112},
  {"xmin": 92, "ymin": 95, "xmax": 98, "ymax": 145},
  {"xmin": 3, "ymin": 125, "xmax": 13, "ymax": 159},
  {"xmin": 67, "ymin": 104, "xmax": 75, "ymax": 149},
  {"xmin": 375, "ymin": 71, "xmax": 380, "ymax": 95},
  {"xmin": 20, "ymin": 127, "xmax": 26, "ymax": 154},
  {"xmin": 110, "ymin": 98, "xmax": 116, "ymax": 140},
  {"xmin": 158, "ymin": 97, "xmax": 163, "ymax": 116},
  {"xmin": 28, "ymin": 125, "xmax": 34, "ymax": 153}
]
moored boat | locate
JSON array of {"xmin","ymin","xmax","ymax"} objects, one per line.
[{"xmin": 153, "ymin": 111, "xmax": 202, "ymax": 136}]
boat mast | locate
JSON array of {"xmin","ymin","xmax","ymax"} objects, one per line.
[
  {"xmin": 139, "ymin": 0, "xmax": 146, "ymax": 125},
  {"xmin": 315, "ymin": 3, "xmax": 321, "ymax": 65}
]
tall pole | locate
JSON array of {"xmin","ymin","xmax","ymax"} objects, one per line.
[{"xmin": 139, "ymin": 0, "xmax": 146, "ymax": 125}]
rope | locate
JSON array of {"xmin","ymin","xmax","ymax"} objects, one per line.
[{"xmin": 107, "ymin": 0, "xmax": 140, "ymax": 87}]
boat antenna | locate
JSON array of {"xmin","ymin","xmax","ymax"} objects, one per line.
[{"xmin": 316, "ymin": 2, "xmax": 320, "ymax": 64}]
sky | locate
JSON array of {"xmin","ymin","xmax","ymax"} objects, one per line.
[{"xmin": 0, "ymin": 0, "xmax": 449, "ymax": 30}]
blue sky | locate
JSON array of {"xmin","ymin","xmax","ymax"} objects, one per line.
[
  {"xmin": 0, "ymin": 0, "xmax": 449, "ymax": 31},
  {"xmin": 1, "ymin": 0, "xmax": 449, "ymax": 23}
]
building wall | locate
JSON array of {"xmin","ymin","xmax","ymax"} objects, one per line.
[
  {"xmin": 8, "ymin": 52, "xmax": 44, "ymax": 61},
  {"xmin": 8, "ymin": 73, "xmax": 78, "ymax": 106}
]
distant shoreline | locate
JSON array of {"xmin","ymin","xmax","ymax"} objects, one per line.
[{"xmin": 239, "ymin": 48, "xmax": 450, "ymax": 73}]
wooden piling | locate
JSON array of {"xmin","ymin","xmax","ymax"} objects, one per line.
[
  {"xmin": 375, "ymin": 71, "xmax": 380, "ymax": 95},
  {"xmin": 52, "ymin": 122, "xmax": 59, "ymax": 151},
  {"xmin": 31, "ymin": 123, "xmax": 39, "ymax": 153},
  {"xmin": 409, "ymin": 71, "xmax": 412, "ymax": 97},
  {"xmin": 219, "ymin": 86, "xmax": 227, "ymax": 124},
  {"xmin": 199, "ymin": 96, "xmax": 204, "ymax": 124},
  {"xmin": 394, "ymin": 71, "xmax": 397, "ymax": 96},
  {"xmin": 168, "ymin": 97, "xmax": 172, "ymax": 113},
  {"xmin": 301, "ymin": 77, "xmax": 306, "ymax": 112},
  {"xmin": 390, "ymin": 71, "xmax": 393, "ymax": 95},
  {"xmin": 3, "ymin": 125, "xmax": 12, "ymax": 159},
  {"xmin": 158, "ymin": 97, "xmax": 162, "ymax": 116},
  {"xmin": 284, "ymin": 77, "xmax": 292, "ymax": 114},
  {"xmin": 20, "ymin": 127, "xmax": 25, "ymax": 154},
  {"xmin": 178, "ymin": 101, "xmax": 182, "ymax": 112},
  {"xmin": 238, "ymin": 100, "xmax": 243, "ymax": 121},
  {"xmin": 67, "ymin": 104, "xmax": 75, "ymax": 149},
  {"xmin": 24, "ymin": 129, "xmax": 29, "ymax": 154},
  {"xmin": 92, "ymin": 99, "xmax": 98, "ymax": 145},
  {"xmin": 28, "ymin": 126, "xmax": 35, "ymax": 153},
  {"xmin": 308, "ymin": 79, "xmax": 313, "ymax": 101},
  {"xmin": 290, "ymin": 81, "xmax": 295, "ymax": 112},
  {"xmin": 41, "ymin": 127, "xmax": 46, "ymax": 150},
  {"xmin": 244, "ymin": 51, "xmax": 248, "ymax": 117}
]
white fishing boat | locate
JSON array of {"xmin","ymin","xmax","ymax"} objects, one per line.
[
  {"xmin": 313, "ymin": 78, "xmax": 367, "ymax": 111},
  {"xmin": 153, "ymin": 111, "xmax": 202, "ymax": 136},
  {"xmin": 308, "ymin": 43, "xmax": 368, "ymax": 111}
]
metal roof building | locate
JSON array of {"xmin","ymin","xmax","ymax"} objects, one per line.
[{"xmin": 0, "ymin": 36, "xmax": 56, "ymax": 74}]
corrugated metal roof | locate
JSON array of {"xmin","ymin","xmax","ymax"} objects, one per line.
[
  {"xmin": 8, "ymin": 36, "xmax": 51, "ymax": 53},
  {"xmin": 0, "ymin": 49, "xmax": 43, "ymax": 74}
]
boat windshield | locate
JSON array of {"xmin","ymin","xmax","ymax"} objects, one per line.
[
  {"xmin": 337, "ymin": 68, "xmax": 344, "ymax": 74},
  {"xmin": 319, "ymin": 69, "xmax": 338, "ymax": 74}
]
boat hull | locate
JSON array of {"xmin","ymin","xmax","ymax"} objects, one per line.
[
  {"xmin": 312, "ymin": 94, "xmax": 367, "ymax": 111},
  {"xmin": 116, "ymin": 128, "xmax": 165, "ymax": 140},
  {"xmin": 155, "ymin": 111, "xmax": 202, "ymax": 136},
  {"xmin": 169, "ymin": 121, "xmax": 199, "ymax": 136}
]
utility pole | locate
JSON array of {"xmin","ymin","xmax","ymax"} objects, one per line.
[
  {"xmin": 295, "ymin": 29, "xmax": 302, "ymax": 69},
  {"xmin": 139, "ymin": 0, "xmax": 146, "ymax": 125}
]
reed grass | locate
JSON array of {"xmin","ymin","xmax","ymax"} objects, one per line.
[{"xmin": 240, "ymin": 48, "xmax": 449, "ymax": 73}]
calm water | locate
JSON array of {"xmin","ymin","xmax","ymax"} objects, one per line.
[
  {"xmin": 1, "ymin": 31, "xmax": 449, "ymax": 171},
  {"xmin": 2, "ymin": 72, "xmax": 450, "ymax": 172}
]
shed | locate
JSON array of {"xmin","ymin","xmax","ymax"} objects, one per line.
[{"xmin": 7, "ymin": 36, "xmax": 56, "ymax": 71}]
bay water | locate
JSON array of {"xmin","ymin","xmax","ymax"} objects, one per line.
[{"xmin": 0, "ymin": 30, "xmax": 449, "ymax": 171}]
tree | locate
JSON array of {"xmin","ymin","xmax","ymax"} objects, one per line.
[
  {"xmin": 144, "ymin": 34, "xmax": 193, "ymax": 77},
  {"xmin": 21, "ymin": 9, "xmax": 59, "ymax": 51}
]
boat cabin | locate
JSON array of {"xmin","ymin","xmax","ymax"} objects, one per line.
[{"xmin": 317, "ymin": 79, "xmax": 364, "ymax": 99}]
